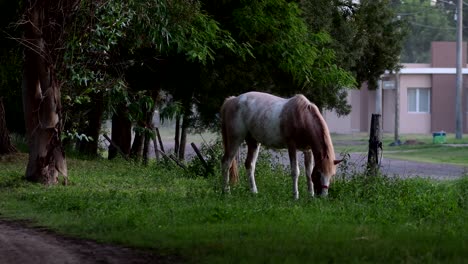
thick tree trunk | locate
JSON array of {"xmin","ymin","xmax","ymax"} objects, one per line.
[
  {"xmin": 0, "ymin": 98, "xmax": 17, "ymax": 155},
  {"xmin": 77, "ymin": 92, "xmax": 104, "ymax": 156},
  {"xmin": 22, "ymin": 1, "xmax": 67, "ymax": 184},
  {"xmin": 108, "ymin": 107, "xmax": 132, "ymax": 160}
]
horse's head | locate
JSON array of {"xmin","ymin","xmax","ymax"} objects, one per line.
[{"xmin": 312, "ymin": 159, "xmax": 342, "ymax": 196}]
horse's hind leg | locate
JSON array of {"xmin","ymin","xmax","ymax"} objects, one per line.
[
  {"xmin": 288, "ymin": 146, "xmax": 300, "ymax": 200},
  {"xmin": 245, "ymin": 136, "xmax": 260, "ymax": 194},
  {"xmin": 304, "ymin": 150, "xmax": 314, "ymax": 197}
]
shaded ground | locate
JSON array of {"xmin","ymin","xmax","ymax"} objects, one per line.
[{"xmin": 0, "ymin": 219, "xmax": 178, "ymax": 264}]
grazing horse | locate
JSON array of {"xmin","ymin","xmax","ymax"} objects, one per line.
[{"xmin": 220, "ymin": 91, "xmax": 341, "ymax": 199}]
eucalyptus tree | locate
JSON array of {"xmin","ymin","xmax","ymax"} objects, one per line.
[{"xmin": 20, "ymin": 0, "xmax": 84, "ymax": 184}]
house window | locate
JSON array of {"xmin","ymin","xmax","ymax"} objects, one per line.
[{"xmin": 408, "ymin": 88, "xmax": 430, "ymax": 113}]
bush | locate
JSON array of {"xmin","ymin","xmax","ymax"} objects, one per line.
[{"xmin": 187, "ymin": 137, "xmax": 224, "ymax": 178}]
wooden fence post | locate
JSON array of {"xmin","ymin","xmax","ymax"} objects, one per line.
[
  {"xmin": 367, "ymin": 114, "xmax": 382, "ymax": 175},
  {"xmin": 155, "ymin": 127, "xmax": 165, "ymax": 153},
  {"xmin": 191, "ymin": 142, "xmax": 210, "ymax": 176}
]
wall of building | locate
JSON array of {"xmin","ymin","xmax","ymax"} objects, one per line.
[
  {"xmin": 399, "ymin": 74, "xmax": 432, "ymax": 134},
  {"xmin": 324, "ymin": 89, "xmax": 360, "ymax": 134},
  {"xmin": 382, "ymin": 89, "xmax": 396, "ymax": 133}
]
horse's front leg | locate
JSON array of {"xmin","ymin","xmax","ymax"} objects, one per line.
[
  {"xmin": 288, "ymin": 147, "xmax": 300, "ymax": 200},
  {"xmin": 245, "ymin": 141, "xmax": 260, "ymax": 194},
  {"xmin": 303, "ymin": 150, "xmax": 314, "ymax": 197}
]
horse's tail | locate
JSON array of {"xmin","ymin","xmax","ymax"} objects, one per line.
[
  {"xmin": 221, "ymin": 97, "xmax": 239, "ymax": 184},
  {"xmin": 229, "ymin": 158, "xmax": 239, "ymax": 184}
]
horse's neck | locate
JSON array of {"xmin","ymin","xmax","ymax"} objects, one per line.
[{"xmin": 308, "ymin": 116, "xmax": 333, "ymax": 163}]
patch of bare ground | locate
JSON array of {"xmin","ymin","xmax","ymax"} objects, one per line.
[{"xmin": 0, "ymin": 219, "xmax": 181, "ymax": 264}]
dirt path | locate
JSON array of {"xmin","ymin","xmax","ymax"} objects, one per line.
[{"xmin": 0, "ymin": 219, "xmax": 177, "ymax": 264}]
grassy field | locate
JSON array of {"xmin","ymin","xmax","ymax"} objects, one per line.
[{"xmin": 0, "ymin": 153, "xmax": 467, "ymax": 263}]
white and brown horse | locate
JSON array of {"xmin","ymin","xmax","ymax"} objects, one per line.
[{"xmin": 220, "ymin": 91, "xmax": 341, "ymax": 199}]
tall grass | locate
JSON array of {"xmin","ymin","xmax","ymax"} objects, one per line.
[{"xmin": 0, "ymin": 152, "xmax": 467, "ymax": 263}]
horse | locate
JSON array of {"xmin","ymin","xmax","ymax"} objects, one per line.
[{"xmin": 220, "ymin": 91, "xmax": 341, "ymax": 199}]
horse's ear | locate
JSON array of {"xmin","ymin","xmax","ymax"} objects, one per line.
[{"xmin": 333, "ymin": 159, "xmax": 343, "ymax": 165}]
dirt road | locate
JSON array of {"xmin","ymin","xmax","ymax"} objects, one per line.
[{"xmin": 0, "ymin": 219, "xmax": 176, "ymax": 264}]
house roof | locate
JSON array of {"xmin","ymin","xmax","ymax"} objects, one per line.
[{"xmin": 385, "ymin": 64, "xmax": 468, "ymax": 75}]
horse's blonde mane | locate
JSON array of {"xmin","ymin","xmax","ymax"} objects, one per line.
[{"xmin": 292, "ymin": 95, "xmax": 336, "ymax": 175}]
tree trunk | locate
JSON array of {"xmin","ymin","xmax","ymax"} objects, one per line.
[
  {"xmin": 77, "ymin": 92, "xmax": 104, "ymax": 156},
  {"xmin": 108, "ymin": 107, "xmax": 132, "ymax": 160},
  {"xmin": 130, "ymin": 126, "xmax": 144, "ymax": 160},
  {"xmin": 22, "ymin": 1, "xmax": 68, "ymax": 184},
  {"xmin": 0, "ymin": 98, "xmax": 17, "ymax": 155}
]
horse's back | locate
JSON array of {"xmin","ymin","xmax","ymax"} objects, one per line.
[{"xmin": 223, "ymin": 92, "xmax": 288, "ymax": 148}]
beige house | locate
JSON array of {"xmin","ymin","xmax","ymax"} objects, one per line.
[{"xmin": 324, "ymin": 42, "xmax": 468, "ymax": 134}]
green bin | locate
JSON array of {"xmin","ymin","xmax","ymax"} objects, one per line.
[{"xmin": 432, "ymin": 131, "xmax": 446, "ymax": 144}]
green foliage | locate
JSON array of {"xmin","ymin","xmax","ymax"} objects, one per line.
[
  {"xmin": 64, "ymin": 1, "xmax": 133, "ymax": 94},
  {"xmin": 60, "ymin": 0, "xmax": 252, "ymax": 144},
  {"xmin": 195, "ymin": 0, "xmax": 360, "ymax": 125},
  {"xmin": 0, "ymin": 155, "xmax": 467, "ymax": 263},
  {"xmin": 395, "ymin": 0, "xmax": 455, "ymax": 63},
  {"xmin": 350, "ymin": 0, "xmax": 406, "ymax": 88},
  {"xmin": 159, "ymin": 101, "xmax": 183, "ymax": 125},
  {"xmin": 129, "ymin": 0, "xmax": 251, "ymax": 64},
  {"xmin": 233, "ymin": 0, "xmax": 355, "ymax": 88},
  {"xmin": 186, "ymin": 138, "xmax": 223, "ymax": 177}
]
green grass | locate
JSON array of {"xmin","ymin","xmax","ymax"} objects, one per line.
[
  {"xmin": 333, "ymin": 133, "xmax": 468, "ymax": 166},
  {"xmin": 0, "ymin": 153, "xmax": 467, "ymax": 263}
]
